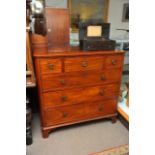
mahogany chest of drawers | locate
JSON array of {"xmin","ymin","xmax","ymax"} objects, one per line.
[{"xmin": 33, "ymin": 47, "xmax": 124, "ymax": 138}]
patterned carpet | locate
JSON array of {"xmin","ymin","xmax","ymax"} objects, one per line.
[{"xmin": 90, "ymin": 144, "xmax": 129, "ymax": 155}]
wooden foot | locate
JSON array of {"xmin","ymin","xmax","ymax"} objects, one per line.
[
  {"xmin": 111, "ymin": 116, "xmax": 117, "ymax": 123},
  {"xmin": 42, "ymin": 128, "xmax": 55, "ymax": 138},
  {"xmin": 42, "ymin": 129, "xmax": 49, "ymax": 138}
]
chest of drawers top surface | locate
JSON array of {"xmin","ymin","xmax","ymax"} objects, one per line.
[{"xmin": 33, "ymin": 46, "xmax": 124, "ymax": 58}]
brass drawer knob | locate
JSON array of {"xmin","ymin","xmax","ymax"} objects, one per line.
[
  {"xmin": 81, "ymin": 61, "xmax": 88, "ymax": 67},
  {"xmin": 111, "ymin": 59, "xmax": 116, "ymax": 65},
  {"xmin": 100, "ymin": 75, "xmax": 106, "ymax": 81},
  {"xmin": 60, "ymin": 79, "xmax": 65, "ymax": 85},
  {"xmin": 99, "ymin": 107, "xmax": 104, "ymax": 112},
  {"xmin": 99, "ymin": 90, "xmax": 104, "ymax": 96},
  {"xmin": 61, "ymin": 96, "xmax": 67, "ymax": 101},
  {"xmin": 63, "ymin": 112, "xmax": 68, "ymax": 117},
  {"xmin": 48, "ymin": 64, "xmax": 54, "ymax": 70}
]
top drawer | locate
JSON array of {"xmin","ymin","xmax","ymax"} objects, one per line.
[
  {"xmin": 105, "ymin": 55, "xmax": 124, "ymax": 69},
  {"xmin": 39, "ymin": 58, "xmax": 62, "ymax": 74},
  {"xmin": 64, "ymin": 56, "xmax": 104, "ymax": 72}
]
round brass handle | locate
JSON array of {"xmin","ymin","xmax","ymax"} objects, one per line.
[
  {"xmin": 48, "ymin": 64, "xmax": 54, "ymax": 70},
  {"xmin": 63, "ymin": 112, "xmax": 68, "ymax": 117},
  {"xmin": 60, "ymin": 79, "xmax": 65, "ymax": 85},
  {"xmin": 100, "ymin": 75, "xmax": 106, "ymax": 81},
  {"xmin": 99, "ymin": 90, "xmax": 104, "ymax": 96},
  {"xmin": 61, "ymin": 96, "xmax": 67, "ymax": 101},
  {"xmin": 111, "ymin": 59, "xmax": 116, "ymax": 65},
  {"xmin": 99, "ymin": 107, "xmax": 104, "ymax": 112},
  {"xmin": 81, "ymin": 61, "xmax": 88, "ymax": 67}
]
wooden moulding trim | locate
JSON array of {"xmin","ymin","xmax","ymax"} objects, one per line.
[{"xmin": 42, "ymin": 113, "xmax": 117, "ymax": 130}]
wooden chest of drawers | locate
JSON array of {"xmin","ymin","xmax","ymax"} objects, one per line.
[{"xmin": 33, "ymin": 47, "xmax": 125, "ymax": 138}]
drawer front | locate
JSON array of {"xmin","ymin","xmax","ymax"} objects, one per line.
[
  {"xmin": 85, "ymin": 99, "xmax": 117, "ymax": 118},
  {"xmin": 64, "ymin": 56, "xmax": 104, "ymax": 72},
  {"xmin": 41, "ymin": 69, "xmax": 122, "ymax": 91},
  {"xmin": 105, "ymin": 55, "xmax": 124, "ymax": 69},
  {"xmin": 43, "ymin": 103, "xmax": 85, "ymax": 126},
  {"xmin": 43, "ymin": 99, "xmax": 117, "ymax": 126},
  {"xmin": 42, "ymin": 84, "xmax": 119, "ymax": 108},
  {"xmin": 39, "ymin": 58, "xmax": 62, "ymax": 74}
]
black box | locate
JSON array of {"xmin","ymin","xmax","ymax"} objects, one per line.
[
  {"xmin": 80, "ymin": 37, "xmax": 116, "ymax": 51},
  {"xmin": 78, "ymin": 21, "xmax": 116, "ymax": 51}
]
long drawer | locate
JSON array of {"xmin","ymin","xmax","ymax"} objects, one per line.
[
  {"xmin": 43, "ymin": 99, "xmax": 117, "ymax": 126},
  {"xmin": 42, "ymin": 84, "xmax": 119, "ymax": 108},
  {"xmin": 41, "ymin": 69, "xmax": 122, "ymax": 91}
]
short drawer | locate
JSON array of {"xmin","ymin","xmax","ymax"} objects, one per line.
[
  {"xmin": 42, "ymin": 84, "xmax": 119, "ymax": 108},
  {"xmin": 105, "ymin": 55, "xmax": 124, "ymax": 69},
  {"xmin": 64, "ymin": 56, "xmax": 104, "ymax": 72},
  {"xmin": 43, "ymin": 103, "xmax": 85, "ymax": 126},
  {"xmin": 39, "ymin": 58, "xmax": 62, "ymax": 74},
  {"xmin": 41, "ymin": 69, "xmax": 122, "ymax": 91},
  {"xmin": 85, "ymin": 99, "xmax": 117, "ymax": 118}
]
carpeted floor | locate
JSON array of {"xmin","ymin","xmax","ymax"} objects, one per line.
[{"xmin": 26, "ymin": 114, "xmax": 129, "ymax": 155}]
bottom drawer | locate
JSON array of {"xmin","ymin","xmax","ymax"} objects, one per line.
[{"xmin": 43, "ymin": 99, "xmax": 117, "ymax": 126}]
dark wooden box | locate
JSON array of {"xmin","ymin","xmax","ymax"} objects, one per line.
[
  {"xmin": 78, "ymin": 21, "xmax": 115, "ymax": 51},
  {"xmin": 80, "ymin": 37, "xmax": 116, "ymax": 51}
]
